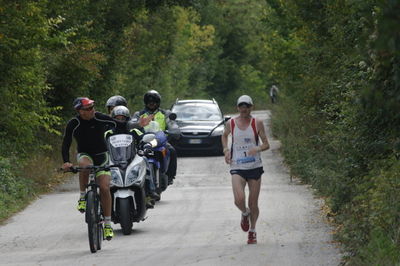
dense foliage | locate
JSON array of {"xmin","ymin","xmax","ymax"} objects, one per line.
[
  {"xmin": 0, "ymin": 0, "xmax": 399, "ymax": 263},
  {"xmin": 266, "ymin": 0, "xmax": 400, "ymax": 264}
]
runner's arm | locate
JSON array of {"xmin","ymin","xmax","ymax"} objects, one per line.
[
  {"xmin": 221, "ymin": 120, "xmax": 231, "ymax": 164},
  {"xmin": 256, "ymin": 119, "xmax": 270, "ymax": 151}
]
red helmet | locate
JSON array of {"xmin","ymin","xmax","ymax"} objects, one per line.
[{"xmin": 73, "ymin": 97, "xmax": 94, "ymax": 110}]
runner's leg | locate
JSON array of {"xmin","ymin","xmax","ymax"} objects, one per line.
[
  {"xmin": 247, "ymin": 178, "xmax": 261, "ymax": 230},
  {"xmin": 231, "ymin": 174, "xmax": 247, "ymax": 213}
]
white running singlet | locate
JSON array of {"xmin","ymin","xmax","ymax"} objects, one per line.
[{"xmin": 230, "ymin": 117, "xmax": 263, "ymax": 170}]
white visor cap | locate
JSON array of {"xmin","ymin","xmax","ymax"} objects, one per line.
[{"xmin": 237, "ymin": 95, "xmax": 253, "ymax": 106}]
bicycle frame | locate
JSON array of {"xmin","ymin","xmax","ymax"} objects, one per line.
[
  {"xmin": 64, "ymin": 164, "xmax": 117, "ymax": 253},
  {"xmin": 85, "ymin": 172, "xmax": 101, "ymax": 224}
]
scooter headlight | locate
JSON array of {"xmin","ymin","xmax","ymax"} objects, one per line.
[
  {"xmin": 110, "ymin": 168, "xmax": 123, "ymax": 187},
  {"xmin": 126, "ymin": 165, "xmax": 141, "ymax": 185}
]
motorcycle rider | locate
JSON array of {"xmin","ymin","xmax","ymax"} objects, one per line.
[
  {"xmin": 105, "ymin": 95, "xmax": 128, "ymax": 114},
  {"xmin": 61, "ymin": 97, "xmax": 116, "ymax": 240},
  {"xmin": 128, "ymin": 90, "xmax": 178, "ymax": 185},
  {"xmin": 106, "ymin": 105, "xmax": 160, "ymax": 207}
]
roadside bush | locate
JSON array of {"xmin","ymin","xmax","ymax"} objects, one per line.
[
  {"xmin": 342, "ymin": 157, "xmax": 400, "ymax": 264},
  {"xmin": 349, "ymin": 229, "xmax": 400, "ymax": 265},
  {"xmin": 0, "ymin": 157, "xmax": 35, "ymax": 222}
]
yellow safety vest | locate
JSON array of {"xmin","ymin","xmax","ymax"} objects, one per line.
[{"xmin": 142, "ymin": 111, "xmax": 167, "ymax": 131}]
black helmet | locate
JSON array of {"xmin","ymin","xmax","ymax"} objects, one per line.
[
  {"xmin": 73, "ymin": 97, "xmax": 94, "ymax": 110},
  {"xmin": 106, "ymin": 95, "xmax": 127, "ymax": 108},
  {"xmin": 111, "ymin": 106, "xmax": 130, "ymax": 120},
  {"xmin": 143, "ymin": 90, "xmax": 161, "ymax": 105}
]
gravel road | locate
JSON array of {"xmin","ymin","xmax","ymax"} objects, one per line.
[{"xmin": 0, "ymin": 110, "xmax": 342, "ymax": 266}]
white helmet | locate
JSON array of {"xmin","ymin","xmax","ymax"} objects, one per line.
[{"xmin": 111, "ymin": 105, "xmax": 130, "ymax": 120}]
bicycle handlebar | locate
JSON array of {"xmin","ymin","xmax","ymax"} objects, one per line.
[{"xmin": 60, "ymin": 164, "xmax": 120, "ymax": 173}]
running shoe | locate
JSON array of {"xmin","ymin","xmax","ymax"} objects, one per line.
[
  {"xmin": 248, "ymin": 231, "xmax": 257, "ymax": 244},
  {"xmin": 241, "ymin": 212, "xmax": 250, "ymax": 232}
]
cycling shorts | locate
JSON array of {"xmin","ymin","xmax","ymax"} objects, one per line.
[{"xmin": 77, "ymin": 152, "xmax": 110, "ymax": 177}]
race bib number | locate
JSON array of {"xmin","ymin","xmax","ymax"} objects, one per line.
[
  {"xmin": 109, "ymin": 134, "xmax": 133, "ymax": 148},
  {"xmin": 234, "ymin": 144, "xmax": 256, "ymax": 165},
  {"xmin": 236, "ymin": 156, "xmax": 256, "ymax": 164}
]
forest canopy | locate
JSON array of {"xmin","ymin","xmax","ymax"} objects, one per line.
[{"xmin": 1, "ymin": 0, "xmax": 399, "ymax": 263}]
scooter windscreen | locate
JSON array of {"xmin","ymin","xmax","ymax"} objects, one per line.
[{"xmin": 108, "ymin": 134, "xmax": 135, "ymax": 166}]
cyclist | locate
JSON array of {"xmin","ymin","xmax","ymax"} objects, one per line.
[
  {"xmin": 105, "ymin": 95, "xmax": 128, "ymax": 115},
  {"xmin": 128, "ymin": 90, "xmax": 178, "ymax": 185},
  {"xmin": 105, "ymin": 105, "xmax": 160, "ymax": 208},
  {"xmin": 61, "ymin": 97, "xmax": 116, "ymax": 240}
]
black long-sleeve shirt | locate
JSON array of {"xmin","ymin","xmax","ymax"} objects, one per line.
[{"xmin": 61, "ymin": 112, "xmax": 116, "ymax": 163}]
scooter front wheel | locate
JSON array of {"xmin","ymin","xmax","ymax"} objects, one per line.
[{"xmin": 118, "ymin": 197, "xmax": 133, "ymax": 235}]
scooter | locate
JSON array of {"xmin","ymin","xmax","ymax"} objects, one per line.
[
  {"xmin": 142, "ymin": 113, "xmax": 180, "ymax": 198},
  {"xmin": 142, "ymin": 127, "xmax": 170, "ymax": 197},
  {"xmin": 106, "ymin": 133, "xmax": 149, "ymax": 235}
]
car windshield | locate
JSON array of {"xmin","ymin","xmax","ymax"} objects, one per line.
[{"xmin": 172, "ymin": 103, "xmax": 222, "ymax": 121}]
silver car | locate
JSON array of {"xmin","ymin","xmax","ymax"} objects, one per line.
[{"xmin": 169, "ymin": 99, "xmax": 230, "ymax": 155}]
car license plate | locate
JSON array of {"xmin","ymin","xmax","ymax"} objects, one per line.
[{"xmin": 188, "ymin": 139, "xmax": 202, "ymax": 144}]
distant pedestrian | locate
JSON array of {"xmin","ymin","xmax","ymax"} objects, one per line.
[
  {"xmin": 269, "ymin": 85, "xmax": 279, "ymax": 103},
  {"xmin": 221, "ymin": 95, "xmax": 270, "ymax": 244}
]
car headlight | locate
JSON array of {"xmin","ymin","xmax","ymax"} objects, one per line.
[{"xmin": 211, "ymin": 125, "xmax": 224, "ymax": 136}]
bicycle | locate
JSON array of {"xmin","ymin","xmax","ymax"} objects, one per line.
[{"xmin": 63, "ymin": 164, "xmax": 117, "ymax": 253}]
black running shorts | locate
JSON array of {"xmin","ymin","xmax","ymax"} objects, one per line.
[{"xmin": 230, "ymin": 167, "xmax": 264, "ymax": 180}]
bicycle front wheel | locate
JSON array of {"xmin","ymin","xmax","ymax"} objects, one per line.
[
  {"xmin": 86, "ymin": 190, "xmax": 99, "ymax": 253},
  {"xmin": 97, "ymin": 222, "xmax": 103, "ymax": 250}
]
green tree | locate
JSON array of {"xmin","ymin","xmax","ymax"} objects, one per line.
[
  {"xmin": 194, "ymin": 0, "xmax": 270, "ymax": 110},
  {"xmin": 119, "ymin": 6, "xmax": 215, "ymax": 110},
  {"xmin": 0, "ymin": 1, "xmax": 60, "ymax": 156}
]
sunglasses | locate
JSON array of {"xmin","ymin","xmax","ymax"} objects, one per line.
[
  {"xmin": 238, "ymin": 103, "xmax": 252, "ymax": 108},
  {"xmin": 81, "ymin": 106, "xmax": 94, "ymax": 111}
]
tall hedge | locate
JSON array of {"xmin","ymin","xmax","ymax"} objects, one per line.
[{"xmin": 265, "ymin": 0, "xmax": 400, "ymax": 263}]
